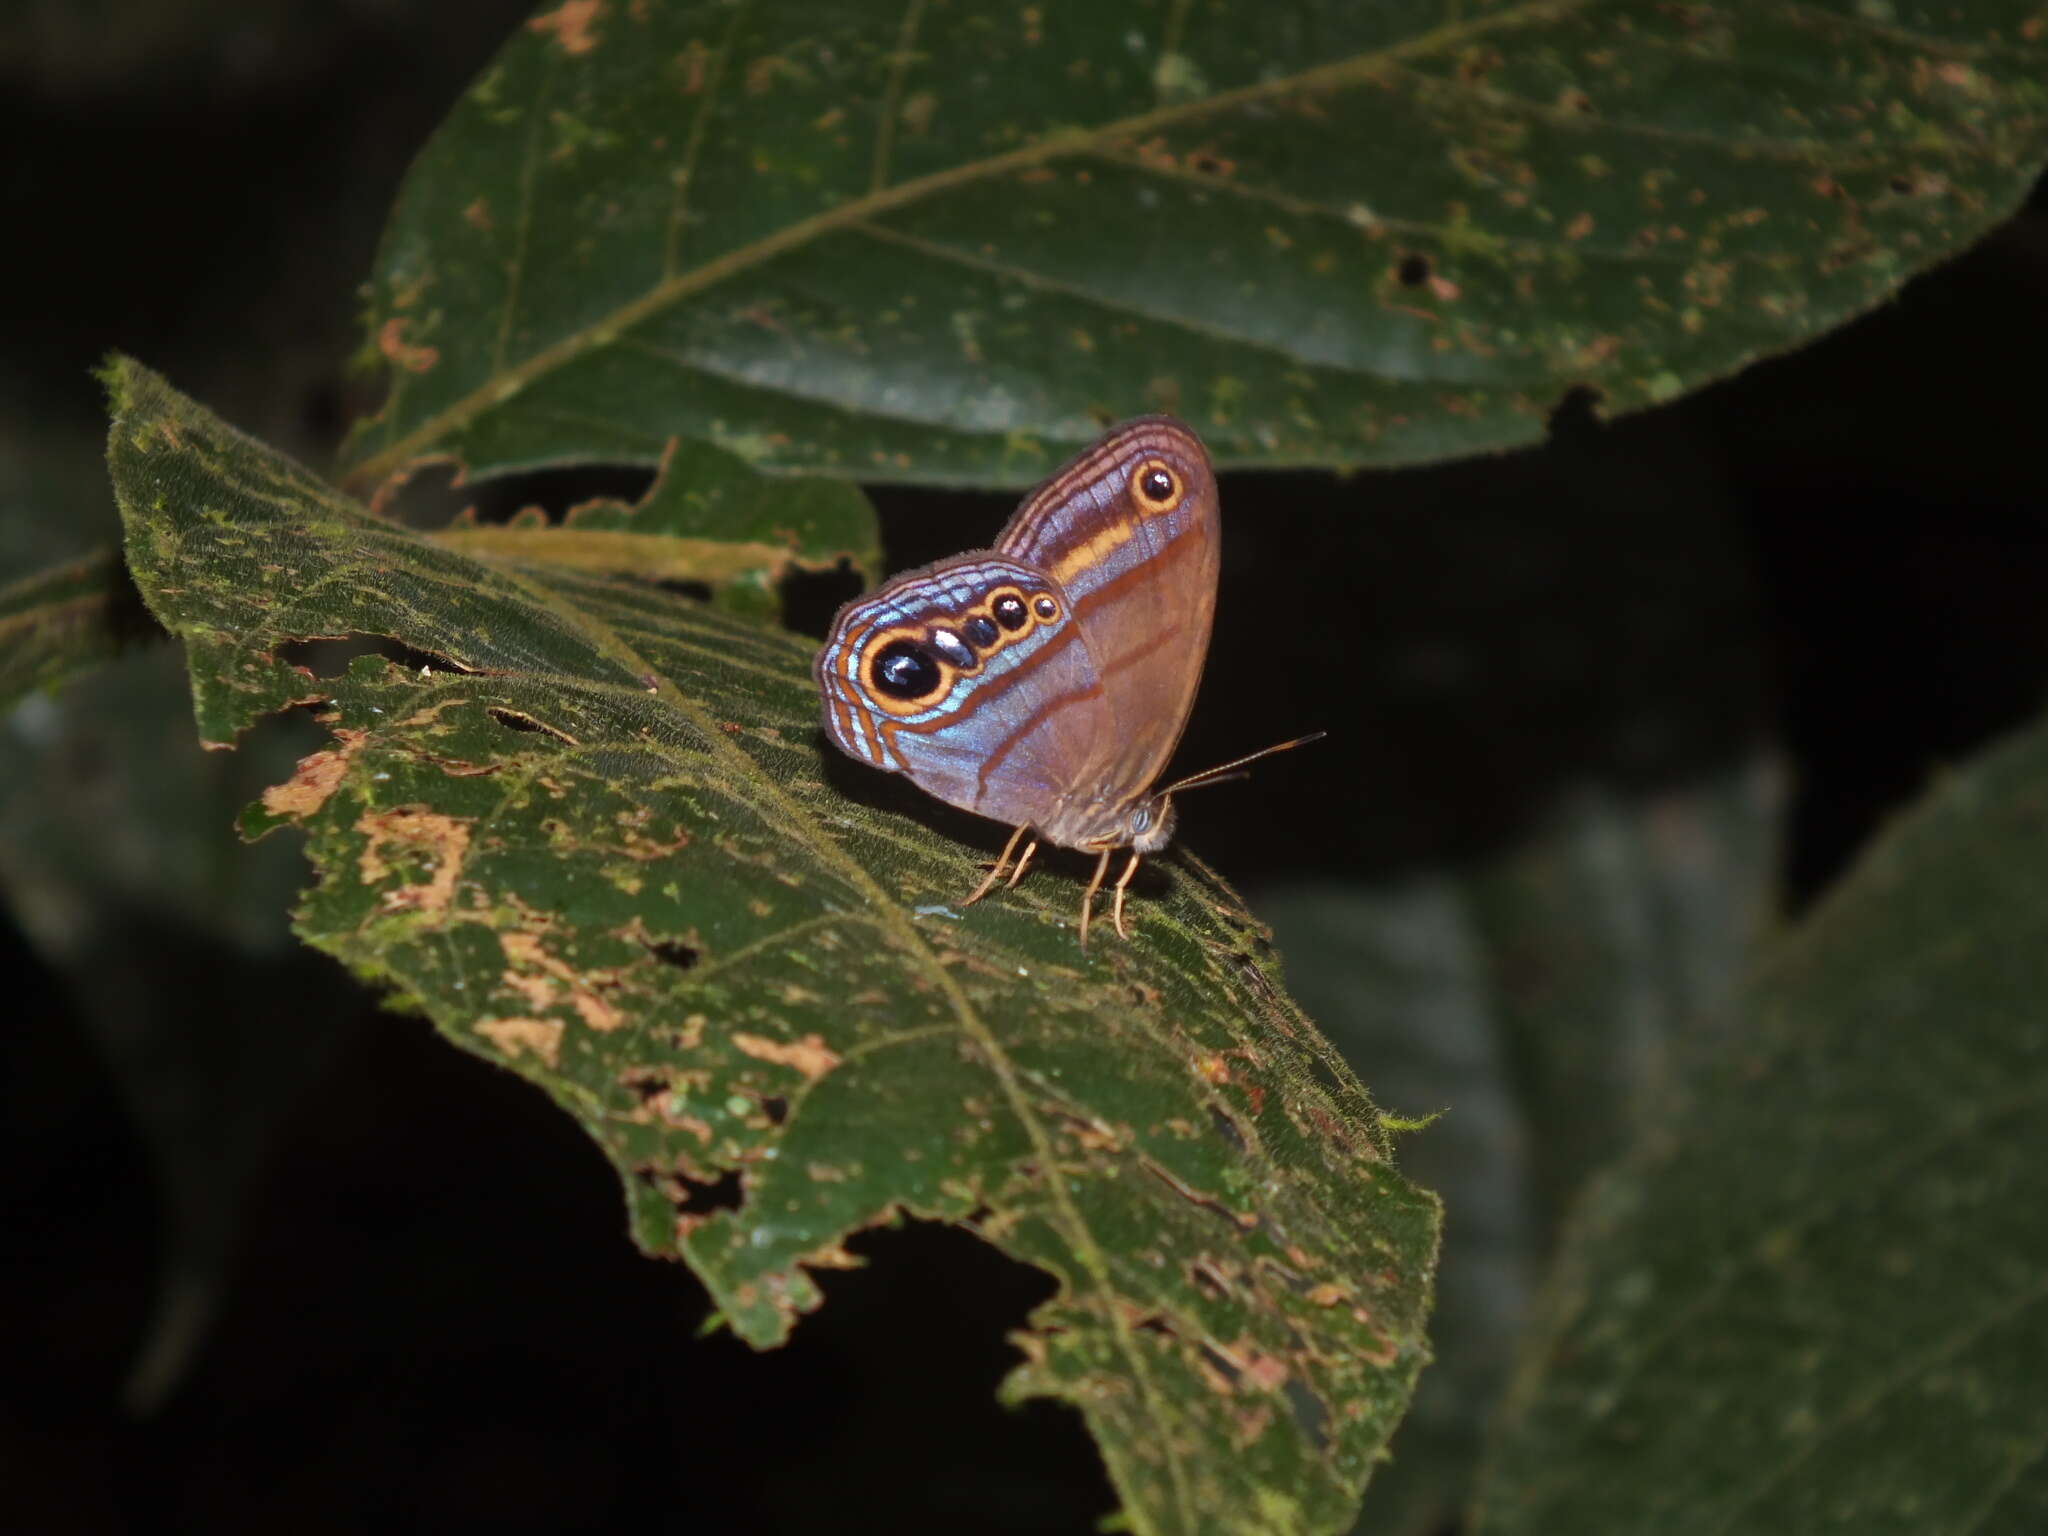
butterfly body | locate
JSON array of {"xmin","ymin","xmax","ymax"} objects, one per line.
[{"xmin": 815, "ymin": 418, "xmax": 1222, "ymax": 938}]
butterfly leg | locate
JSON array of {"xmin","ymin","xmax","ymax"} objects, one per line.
[
  {"xmin": 1077, "ymin": 846, "xmax": 1113, "ymax": 951},
  {"xmin": 964, "ymin": 823, "xmax": 1031, "ymax": 908},
  {"xmin": 1005, "ymin": 837, "xmax": 1038, "ymax": 889},
  {"xmin": 1110, "ymin": 851, "xmax": 1142, "ymax": 939}
]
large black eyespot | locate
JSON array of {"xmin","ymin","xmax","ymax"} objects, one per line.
[
  {"xmin": 1133, "ymin": 460, "xmax": 1181, "ymax": 509},
  {"xmin": 991, "ymin": 593, "xmax": 1028, "ymax": 631},
  {"xmin": 1033, "ymin": 595, "xmax": 1059, "ymax": 621},
  {"xmin": 870, "ymin": 639, "xmax": 942, "ymax": 699},
  {"xmin": 962, "ymin": 616, "xmax": 1000, "ymax": 650},
  {"xmin": 929, "ymin": 629, "xmax": 974, "ymax": 667}
]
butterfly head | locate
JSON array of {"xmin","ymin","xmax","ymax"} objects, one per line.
[
  {"xmin": 1070, "ymin": 792, "xmax": 1176, "ymax": 855},
  {"xmin": 1126, "ymin": 793, "xmax": 1177, "ymax": 853}
]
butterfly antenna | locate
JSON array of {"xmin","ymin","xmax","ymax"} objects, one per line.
[{"xmin": 1159, "ymin": 731, "xmax": 1326, "ymax": 796}]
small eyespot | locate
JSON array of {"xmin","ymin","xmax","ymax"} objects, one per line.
[
  {"xmin": 929, "ymin": 630, "xmax": 974, "ymax": 667},
  {"xmin": 870, "ymin": 639, "xmax": 943, "ymax": 700},
  {"xmin": 991, "ymin": 592, "xmax": 1028, "ymax": 631},
  {"xmin": 1033, "ymin": 595, "xmax": 1059, "ymax": 621},
  {"xmin": 962, "ymin": 616, "xmax": 1000, "ymax": 650},
  {"xmin": 1133, "ymin": 460, "xmax": 1180, "ymax": 509}
]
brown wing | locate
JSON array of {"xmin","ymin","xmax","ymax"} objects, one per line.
[{"xmin": 997, "ymin": 417, "xmax": 1220, "ymax": 822}]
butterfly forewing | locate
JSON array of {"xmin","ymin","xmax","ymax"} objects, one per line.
[{"xmin": 995, "ymin": 418, "xmax": 1220, "ymax": 814}]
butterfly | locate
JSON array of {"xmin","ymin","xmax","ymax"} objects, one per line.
[{"xmin": 814, "ymin": 417, "xmax": 1315, "ymax": 947}]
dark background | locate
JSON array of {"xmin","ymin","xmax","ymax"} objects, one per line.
[{"xmin": 5, "ymin": 4, "xmax": 2047, "ymax": 1532}]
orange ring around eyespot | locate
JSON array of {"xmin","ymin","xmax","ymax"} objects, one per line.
[
  {"xmin": 860, "ymin": 624, "xmax": 953, "ymax": 717},
  {"xmin": 1129, "ymin": 458, "xmax": 1182, "ymax": 513}
]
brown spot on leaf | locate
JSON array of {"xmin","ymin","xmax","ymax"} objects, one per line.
[
  {"xmin": 527, "ymin": 0, "xmax": 604, "ymax": 55},
  {"xmin": 744, "ymin": 54, "xmax": 790, "ymax": 93},
  {"xmin": 475, "ymin": 1016, "xmax": 565, "ymax": 1067},
  {"xmin": 356, "ymin": 808, "xmax": 470, "ymax": 916},
  {"xmin": 1233, "ymin": 1342, "xmax": 1291, "ymax": 1393},
  {"xmin": 377, "ymin": 317, "xmax": 439, "ymax": 374},
  {"xmin": 731, "ymin": 1031, "xmax": 841, "ymax": 1081},
  {"xmin": 462, "ymin": 198, "xmax": 492, "ymax": 231},
  {"xmin": 262, "ymin": 728, "xmax": 366, "ymax": 818},
  {"xmin": 499, "ymin": 930, "xmax": 624, "ymax": 1031}
]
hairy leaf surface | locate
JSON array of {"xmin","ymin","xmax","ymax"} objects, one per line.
[{"xmin": 109, "ymin": 358, "xmax": 1439, "ymax": 1536}]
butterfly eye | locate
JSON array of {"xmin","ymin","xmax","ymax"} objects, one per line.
[
  {"xmin": 870, "ymin": 639, "xmax": 944, "ymax": 700},
  {"xmin": 1132, "ymin": 461, "xmax": 1181, "ymax": 510}
]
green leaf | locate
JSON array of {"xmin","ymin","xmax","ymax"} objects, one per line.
[
  {"xmin": 1257, "ymin": 754, "xmax": 1783, "ymax": 1535},
  {"xmin": 1465, "ymin": 762, "xmax": 1786, "ymax": 1234},
  {"xmin": 1475, "ymin": 719, "xmax": 2048, "ymax": 1532},
  {"xmin": 0, "ymin": 549, "xmax": 156, "ymax": 711},
  {"xmin": 108, "ymin": 356, "xmax": 1440, "ymax": 1536},
  {"xmin": 426, "ymin": 432, "xmax": 880, "ymax": 616},
  {"xmin": 344, "ymin": 0, "xmax": 2048, "ymax": 489}
]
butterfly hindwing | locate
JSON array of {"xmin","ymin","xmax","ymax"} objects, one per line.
[{"xmin": 814, "ymin": 552, "xmax": 1115, "ymax": 829}]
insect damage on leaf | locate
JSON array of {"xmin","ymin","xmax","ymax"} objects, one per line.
[{"xmin": 107, "ymin": 358, "xmax": 1439, "ymax": 1536}]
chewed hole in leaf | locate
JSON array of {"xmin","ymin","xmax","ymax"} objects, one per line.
[
  {"xmin": 486, "ymin": 706, "xmax": 576, "ymax": 745},
  {"xmin": 639, "ymin": 936, "xmax": 701, "ymax": 971},
  {"xmin": 1209, "ymin": 1107, "xmax": 1248, "ymax": 1154},
  {"xmin": 1285, "ymin": 1379, "xmax": 1333, "ymax": 1452},
  {"xmin": 1187, "ymin": 1261, "xmax": 1232, "ymax": 1300},
  {"xmin": 778, "ymin": 557, "xmax": 865, "ymax": 639},
  {"xmin": 385, "ymin": 460, "xmax": 656, "ymax": 529},
  {"xmin": 276, "ymin": 633, "xmax": 468, "ymax": 679},
  {"xmin": 1199, "ymin": 1340, "xmax": 1242, "ymax": 1387},
  {"xmin": 666, "ymin": 1166, "xmax": 746, "ymax": 1219},
  {"xmin": 1396, "ymin": 252, "xmax": 1432, "ymax": 287},
  {"xmin": 1546, "ymin": 382, "xmax": 1605, "ymax": 444},
  {"xmin": 760, "ymin": 1095, "xmax": 788, "ymax": 1126}
]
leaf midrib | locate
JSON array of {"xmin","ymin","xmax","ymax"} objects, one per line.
[
  {"xmin": 470, "ymin": 552, "xmax": 1204, "ymax": 1534},
  {"xmin": 345, "ymin": 0, "xmax": 1604, "ymax": 490}
]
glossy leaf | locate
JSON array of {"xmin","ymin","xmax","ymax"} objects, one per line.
[
  {"xmin": 345, "ymin": 0, "xmax": 2048, "ymax": 490},
  {"xmin": 107, "ymin": 357, "xmax": 1439, "ymax": 1536},
  {"xmin": 1476, "ymin": 717, "xmax": 2048, "ymax": 1532}
]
